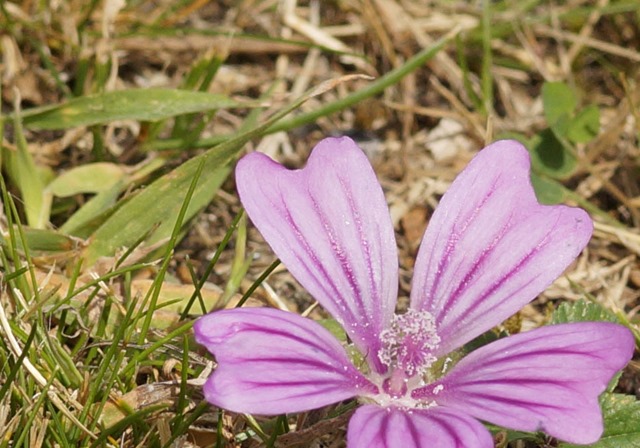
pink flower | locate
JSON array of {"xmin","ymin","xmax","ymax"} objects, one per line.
[{"xmin": 195, "ymin": 137, "xmax": 634, "ymax": 447}]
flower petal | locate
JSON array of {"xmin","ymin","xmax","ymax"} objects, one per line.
[
  {"xmin": 421, "ymin": 322, "xmax": 634, "ymax": 445},
  {"xmin": 410, "ymin": 140, "xmax": 593, "ymax": 355},
  {"xmin": 194, "ymin": 308, "xmax": 375, "ymax": 414},
  {"xmin": 347, "ymin": 405, "xmax": 493, "ymax": 448},
  {"xmin": 236, "ymin": 137, "xmax": 398, "ymax": 371}
]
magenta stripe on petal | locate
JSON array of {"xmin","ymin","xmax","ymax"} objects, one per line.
[
  {"xmin": 410, "ymin": 140, "xmax": 593, "ymax": 355},
  {"xmin": 236, "ymin": 137, "xmax": 398, "ymax": 372},
  {"xmin": 194, "ymin": 308, "xmax": 375, "ymax": 414},
  {"xmin": 347, "ymin": 405, "xmax": 493, "ymax": 448},
  {"xmin": 424, "ymin": 322, "xmax": 634, "ymax": 445}
]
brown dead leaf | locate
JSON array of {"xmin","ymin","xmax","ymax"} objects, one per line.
[{"xmin": 400, "ymin": 206, "xmax": 428, "ymax": 247}]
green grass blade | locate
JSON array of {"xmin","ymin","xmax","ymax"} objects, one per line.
[
  {"xmin": 0, "ymin": 325, "xmax": 37, "ymax": 401},
  {"xmin": 180, "ymin": 210, "xmax": 244, "ymax": 319},
  {"xmin": 481, "ymin": 0, "xmax": 494, "ymax": 115},
  {"xmin": 18, "ymin": 88, "xmax": 253, "ymax": 130},
  {"xmin": 236, "ymin": 260, "xmax": 280, "ymax": 309},
  {"xmin": 2, "ymin": 108, "xmax": 49, "ymax": 228}
]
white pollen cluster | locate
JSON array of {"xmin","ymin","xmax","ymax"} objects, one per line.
[{"xmin": 377, "ymin": 309, "xmax": 441, "ymax": 376}]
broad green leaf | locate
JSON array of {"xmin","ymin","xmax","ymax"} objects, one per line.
[
  {"xmin": 2, "ymin": 114, "xmax": 50, "ymax": 228},
  {"xmin": 551, "ymin": 299, "xmax": 619, "ymax": 325},
  {"xmin": 529, "ymin": 129, "xmax": 578, "ymax": 179},
  {"xmin": 530, "ymin": 172, "xmax": 568, "ymax": 205},
  {"xmin": 60, "ymin": 157, "xmax": 167, "ymax": 237},
  {"xmin": 551, "ymin": 113, "xmax": 572, "ymax": 138},
  {"xmin": 567, "ymin": 104, "xmax": 600, "ymax": 143},
  {"xmin": 82, "ymin": 160, "xmax": 229, "ymax": 264},
  {"xmin": 47, "ymin": 163, "xmax": 125, "ymax": 197},
  {"xmin": 560, "ymin": 394, "xmax": 640, "ymax": 448},
  {"xmin": 19, "ymin": 88, "xmax": 246, "ymax": 130},
  {"xmin": 542, "ymin": 81, "xmax": 576, "ymax": 125},
  {"xmin": 60, "ymin": 181, "xmax": 125, "ymax": 237},
  {"xmin": 81, "ymin": 110, "xmax": 251, "ymax": 263},
  {"xmin": 500, "ymin": 94, "xmax": 579, "ymax": 179},
  {"xmin": 0, "ymin": 227, "xmax": 76, "ymax": 252},
  {"xmin": 147, "ymin": 166, "xmax": 229, "ymax": 248}
]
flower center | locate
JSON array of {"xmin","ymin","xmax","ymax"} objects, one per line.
[
  {"xmin": 377, "ymin": 309, "xmax": 440, "ymax": 379},
  {"xmin": 361, "ymin": 310, "xmax": 442, "ymax": 408}
]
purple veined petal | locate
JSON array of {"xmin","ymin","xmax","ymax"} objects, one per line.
[
  {"xmin": 410, "ymin": 140, "xmax": 593, "ymax": 355},
  {"xmin": 236, "ymin": 137, "xmax": 398, "ymax": 373},
  {"xmin": 194, "ymin": 308, "xmax": 376, "ymax": 414},
  {"xmin": 347, "ymin": 404, "xmax": 493, "ymax": 448},
  {"xmin": 419, "ymin": 322, "xmax": 635, "ymax": 445}
]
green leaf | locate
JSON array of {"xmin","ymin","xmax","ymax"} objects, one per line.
[
  {"xmin": 59, "ymin": 181, "xmax": 125, "ymax": 237},
  {"xmin": 529, "ymin": 129, "xmax": 578, "ymax": 179},
  {"xmin": 495, "ymin": 130, "xmax": 578, "ymax": 180},
  {"xmin": 567, "ymin": 104, "xmax": 600, "ymax": 143},
  {"xmin": 82, "ymin": 159, "xmax": 229, "ymax": 264},
  {"xmin": 47, "ymin": 163, "xmax": 125, "ymax": 197},
  {"xmin": 560, "ymin": 394, "xmax": 640, "ymax": 448},
  {"xmin": 551, "ymin": 299, "xmax": 619, "ymax": 325},
  {"xmin": 0, "ymin": 227, "xmax": 76, "ymax": 252},
  {"xmin": 530, "ymin": 172, "xmax": 568, "ymax": 205},
  {"xmin": 60, "ymin": 158, "xmax": 168, "ymax": 237},
  {"xmin": 542, "ymin": 81, "xmax": 577, "ymax": 125},
  {"xmin": 19, "ymin": 88, "xmax": 247, "ymax": 130},
  {"xmin": 551, "ymin": 113, "xmax": 573, "ymax": 138},
  {"xmin": 2, "ymin": 113, "xmax": 50, "ymax": 228},
  {"xmin": 503, "ymin": 86, "xmax": 579, "ymax": 180}
]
